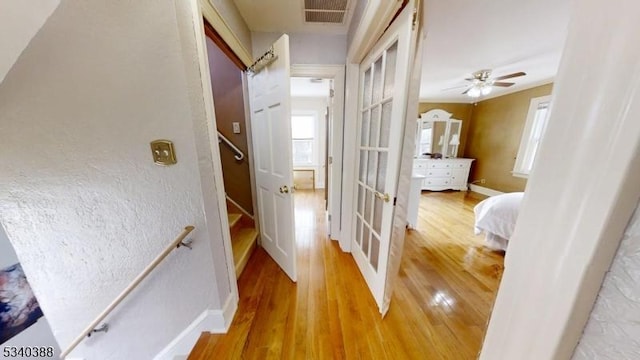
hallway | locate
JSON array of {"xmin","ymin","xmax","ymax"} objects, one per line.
[{"xmin": 189, "ymin": 190, "xmax": 504, "ymax": 359}]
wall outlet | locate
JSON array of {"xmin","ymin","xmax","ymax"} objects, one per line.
[
  {"xmin": 480, "ymin": 179, "xmax": 486, "ymax": 184},
  {"xmin": 232, "ymin": 122, "xmax": 241, "ymax": 134}
]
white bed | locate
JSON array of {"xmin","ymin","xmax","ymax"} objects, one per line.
[{"xmin": 473, "ymin": 192, "xmax": 524, "ymax": 251}]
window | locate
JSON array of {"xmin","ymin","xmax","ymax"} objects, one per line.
[
  {"xmin": 291, "ymin": 115, "xmax": 315, "ymax": 165},
  {"xmin": 513, "ymin": 95, "xmax": 552, "ymax": 178}
]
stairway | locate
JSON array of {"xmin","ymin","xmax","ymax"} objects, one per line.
[{"xmin": 227, "ymin": 205, "xmax": 258, "ymax": 279}]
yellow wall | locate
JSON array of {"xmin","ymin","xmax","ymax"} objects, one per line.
[
  {"xmin": 419, "ymin": 83, "xmax": 554, "ymax": 193},
  {"xmin": 464, "ymin": 83, "xmax": 554, "ymax": 192}
]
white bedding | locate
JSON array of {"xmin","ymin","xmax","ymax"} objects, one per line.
[{"xmin": 474, "ymin": 192, "xmax": 524, "ymax": 251}]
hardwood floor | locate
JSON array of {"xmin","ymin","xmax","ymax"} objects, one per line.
[{"xmin": 189, "ymin": 190, "xmax": 504, "ymax": 360}]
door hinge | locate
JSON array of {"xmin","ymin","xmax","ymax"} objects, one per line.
[
  {"xmin": 330, "ymin": 89, "xmax": 335, "ymax": 97},
  {"xmin": 328, "ymin": 214, "xmax": 332, "ymax": 222},
  {"xmin": 329, "ymin": 156, "xmax": 333, "ymax": 164},
  {"xmin": 393, "ymin": 197, "xmax": 397, "ymax": 206}
]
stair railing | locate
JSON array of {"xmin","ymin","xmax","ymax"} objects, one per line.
[
  {"xmin": 60, "ymin": 226, "xmax": 195, "ymax": 359},
  {"xmin": 217, "ymin": 131, "xmax": 245, "ymax": 161}
]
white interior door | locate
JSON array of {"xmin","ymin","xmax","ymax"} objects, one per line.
[
  {"xmin": 352, "ymin": 6, "xmax": 414, "ymax": 311},
  {"xmin": 248, "ymin": 35, "xmax": 297, "ymax": 281}
]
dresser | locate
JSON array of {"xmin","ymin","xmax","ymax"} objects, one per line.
[{"xmin": 413, "ymin": 158, "xmax": 474, "ymax": 191}]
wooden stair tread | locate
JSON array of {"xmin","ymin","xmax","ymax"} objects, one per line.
[
  {"xmin": 228, "ymin": 213, "xmax": 242, "ymax": 229},
  {"xmin": 232, "ymin": 228, "xmax": 258, "ymax": 262},
  {"xmin": 232, "ymin": 227, "xmax": 258, "ymax": 279}
]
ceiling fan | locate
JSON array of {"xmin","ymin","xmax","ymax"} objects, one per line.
[{"xmin": 445, "ymin": 69, "xmax": 527, "ymax": 98}]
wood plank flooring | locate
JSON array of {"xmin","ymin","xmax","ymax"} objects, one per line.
[{"xmin": 189, "ymin": 190, "xmax": 504, "ymax": 360}]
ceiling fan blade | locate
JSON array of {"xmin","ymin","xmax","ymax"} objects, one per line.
[
  {"xmin": 492, "ymin": 82, "xmax": 515, "ymax": 87},
  {"xmin": 493, "ymin": 71, "xmax": 526, "ymax": 81},
  {"xmin": 462, "ymin": 87, "xmax": 471, "ymax": 95},
  {"xmin": 442, "ymin": 84, "xmax": 469, "ymax": 91}
]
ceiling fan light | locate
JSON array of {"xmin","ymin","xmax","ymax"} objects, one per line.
[
  {"xmin": 467, "ymin": 86, "xmax": 481, "ymax": 98},
  {"xmin": 481, "ymin": 85, "xmax": 492, "ymax": 95}
]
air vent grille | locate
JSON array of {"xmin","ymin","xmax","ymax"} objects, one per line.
[
  {"xmin": 304, "ymin": 0, "xmax": 348, "ymax": 24},
  {"xmin": 305, "ymin": 11, "xmax": 345, "ymax": 23},
  {"xmin": 304, "ymin": 0, "xmax": 348, "ymax": 11}
]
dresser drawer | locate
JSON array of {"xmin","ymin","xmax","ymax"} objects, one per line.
[
  {"xmin": 424, "ymin": 178, "xmax": 450, "ymax": 186},
  {"xmin": 427, "ymin": 162, "xmax": 451, "ymax": 169},
  {"xmin": 450, "ymin": 169, "xmax": 469, "ymax": 186},
  {"xmin": 425, "ymin": 169, "xmax": 451, "ymax": 177},
  {"xmin": 450, "ymin": 162, "xmax": 469, "ymax": 169}
]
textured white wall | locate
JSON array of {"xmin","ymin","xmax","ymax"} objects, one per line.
[
  {"xmin": 0, "ymin": 1, "xmax": 230, "ymax": 359},
  {"xmin": 209, "ymin": 0, "xmax": 252, "ymax": 53},
  {"xmin": 0, "ymin": 226, "xmax": 60, "ymax": 356},
  {"xmin": 573, "ymin": 201, "xmax": 640, "ymax": 359},
  {"xmin": 0, "ymin": 0, "xmax": 60, "ymax": 84},
  {"xmin": 252, "ymin": 32, "xmax": 347, "ymax": 65}
]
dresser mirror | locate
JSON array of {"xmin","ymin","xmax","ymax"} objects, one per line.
[{"xmin": 416, "ymin": 109, "xmax": 462, "ymax": 158}]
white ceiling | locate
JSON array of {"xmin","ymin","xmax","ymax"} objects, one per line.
[
  {"xmin": 0, "ymin": 0, "xmax": 60, "ymax": 84},
  {"xmin": 1, "ymin": 1, "xmax": 570, "ymax": 104},
  {"xmin": 233, "ymin": 0, "xmax": 354, "ymax": 34},
  {"xmin": 291, "ymin": 77, "xmax": 331, "ymax": 97},
  {"xmin": 420, "ymin": 0, "xmax": 570, "ymax": 103}
]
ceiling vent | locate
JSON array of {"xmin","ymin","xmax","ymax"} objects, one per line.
[{"xmin": 304, "ymin": 0, "xmax": 348, "ymax": 24}]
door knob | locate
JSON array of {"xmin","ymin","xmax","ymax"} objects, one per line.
[
  {"xmin": 374, "ymin": 191, "xmax": 391, "ymax": 202},
  {"xmin": 279, "ymin": 185, "xmax": 289, "ymax": 194}
]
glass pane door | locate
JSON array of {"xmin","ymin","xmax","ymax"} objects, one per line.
[
  {"xmin": 354, "ymin": 42, "xmax": 398, "ymax": 272},
  {"xmin": 350, "ymin": 2, "xmax": 414, "ymax": 313}
]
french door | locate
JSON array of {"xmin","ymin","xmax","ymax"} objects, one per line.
[{"xmin": 352, "ymin": 5, "xmax": 415, "ymax": 312}]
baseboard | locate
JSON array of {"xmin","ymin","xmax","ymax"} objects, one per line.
[
  {"xmin": 469, "ymin": 184, "xmax": 505, "ymax": 197},
  {"xmin": 154, "ymin": 293, "xmax": 238, "ymax": 360}
]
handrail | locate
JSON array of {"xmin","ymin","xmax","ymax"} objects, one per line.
[
  {"xmin": 217, "ymin": 131, "xmax": 245, "ymax": 161},
  {"xmin": 60, "ymin": 226, "xmax": 195, "ymax": 359},
  {"xmin": 226, "ymin": 194, "xmax": 254, "ymax": 220}
]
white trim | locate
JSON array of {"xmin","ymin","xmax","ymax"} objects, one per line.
[
  {"xmin": 199, "ymin": 0, "xmax": 252, "ymax": 67},
  {"xmin": 242, "ymin": 74, "xmax": 261, "ymax": 241},
  {"xmin": 346, "ymin": 0, "xmax": 403, "ymax": 63},
  {"xmin": 189, "ymin": 0, "xmax": 239, "ymax": 304},
  {"xmin": 510, "ymin": 171, "xmax": 528, "ymax": 179},
  {"xmin": 469, "ymin": 184, "xmax": 505, "ymax": 197},
  {"xmin": 340, "ymin": 63, "xmax": 360, "ymax": 253},
  {"xmin": 291, "ymin": 65, "xmax": 345, "ymax": 244},
  {"xmin": 153, "ymin": 295, "xmax": 238, "ymax": 360},
  {"xmin": 512, "ymin": 95, "xmax": 552, "ymax": 177},
  {"xmin": 480, "ymin": 0, "xmax": 640, "ymax": 358}
]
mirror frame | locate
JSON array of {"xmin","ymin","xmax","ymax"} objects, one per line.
[{"xmin": 416, "ymin": 109, "xmax": 462, "ymax": 158}]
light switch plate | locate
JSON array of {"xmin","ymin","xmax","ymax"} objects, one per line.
[
  {"xmin": 150, "ymin": 140, "xmax": 177, "ymax": 166},
  {"xmin": 232, "ymin": 122, "xmax": 241, "ymax": 134}
]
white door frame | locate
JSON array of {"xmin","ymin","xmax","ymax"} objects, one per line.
[
  {"xmin": 188, "ymin": 0, "xmax": 240, "ymax": 311},
  {"xmin": 291, "ymin": 65, "xmax": 346, "ymax": 248}
]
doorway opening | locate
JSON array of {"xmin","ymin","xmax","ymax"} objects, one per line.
[
  {"xmin": 290, "ymin": 76, "xmax": 332, "ymax": 249},
  {"xmin": 290, "ymin": 77, "xmax": 331, "ymax": 196},
  {"xmin": 202, "ymin": 21, "xmax": 259, "ymax": 281}
]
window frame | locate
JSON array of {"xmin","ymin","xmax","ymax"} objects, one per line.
[
  {"xmin": 291, "ymin": 113, "xmax": 317, "ymax": 166},
  {"xmin": 512, "ymin": 95, "xmax": 552, "ymax": 178}
]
